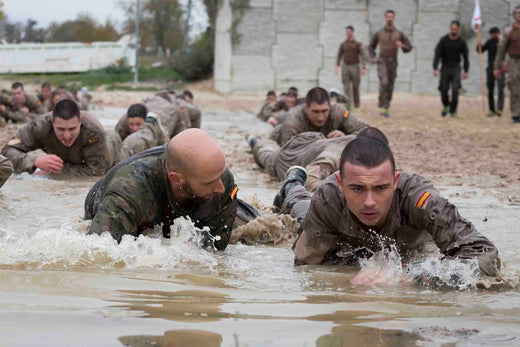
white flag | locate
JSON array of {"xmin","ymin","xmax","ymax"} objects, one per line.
[{"xmin": 471, "ymin": 0, "xmax": 482, "ymax": 32}]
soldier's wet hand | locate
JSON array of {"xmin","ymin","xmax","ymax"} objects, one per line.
[
  {"xmin": 34, "ymin": 154, "xmax": 64, "ymax": 174},
  {"xmin": 21, "ymin": 106, "xmax": 30, "ymax": 115},
  {"xmin": 396, "ymin": 41, "xmax": 403, "ymax": 48},
  {"xmin": 327, "ymin": 130, "xmax": 345, "ymax": 138},
  {"xmin": 493, "ymin": 68, "xmax": 502, "ymax": 79}
]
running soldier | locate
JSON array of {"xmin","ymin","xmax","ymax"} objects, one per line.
[
  {"xmin": 335, "ymin": 25, "xmax": 369, "ymax": 111},
  {"xmin": 494, "ymin": 6, "xmax": 520, "ymax": 124},
  {"xmin": 369, "ymin": 10, "xmax": 413, "ymax": 118}
]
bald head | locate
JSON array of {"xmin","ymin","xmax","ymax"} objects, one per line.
[{"xmin": 166, "ymin": 129, "xmax": 226, "ymax": 176}]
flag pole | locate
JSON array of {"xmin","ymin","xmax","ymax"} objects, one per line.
[{"xmin": 477, "ymin": 24, "xmax": 486, "ymax": 115}]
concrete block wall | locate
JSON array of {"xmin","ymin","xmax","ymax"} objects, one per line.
[{"xmin": 216, "ymin": 0, "xmax": 516, "ymax": 95}]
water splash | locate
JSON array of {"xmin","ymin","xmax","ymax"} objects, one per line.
[{"xmin": 0, "ymin": 217, "xmax": 219, "ymax": 271}]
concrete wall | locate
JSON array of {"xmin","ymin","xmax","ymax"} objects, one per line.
[{"xmin": 214, "ymin": 0, "xmax": 514, "ymax": 95}]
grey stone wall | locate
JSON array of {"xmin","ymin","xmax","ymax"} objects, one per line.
[{"xmin": 216, "ymin": 0, "xmax": 515, "ymax": 95}]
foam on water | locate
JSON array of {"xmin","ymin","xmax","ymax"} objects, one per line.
[{"xmin": 0, "ymin": 217, "xmax": 220, "ymax": 271}]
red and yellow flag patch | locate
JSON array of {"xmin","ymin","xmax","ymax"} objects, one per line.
[
  {"xmin": 230, "ymin": 185, "xmax": 238, "ymax": 200},
  {"xmin": 344, "ymin": 110, "xmax": 349, "ymax": 118},
  {"xmin": 415, "ymin": 191, "xmax": 431, "ymax": 209}
]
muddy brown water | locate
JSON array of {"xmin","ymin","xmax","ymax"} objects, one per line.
[{"xmin": 0, "ymin": 107, "xmax": 518, "ymax": 346}]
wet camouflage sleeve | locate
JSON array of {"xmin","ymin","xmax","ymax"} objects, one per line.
[
  {"xmin": 292, "ymin": 183, "xmax": 341, "ymax": 264},
  {"xmin": 0, "ymin": 154, "xmax": 13, "ymax": 188},
  {"xmin": 335, "ymin": 106, "xmax": 368, "ymax": 135},
  {"xmin": 1, "ymin": 121, "xmax": 44, "ymax": 173},
  {"xmin": 114, "ymin": 114, "xmax": 131, "ymax": 140},
  {"xmin": 404, "ymin": 175, "xmax": 501, "ymax": 277},
  {"xmin": 59, "ymin": 132, "xmax": 108, "ymax": 176}
]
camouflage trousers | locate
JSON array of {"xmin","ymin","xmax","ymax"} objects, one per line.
[
  {"xmin": 280, "ymin": 184, "xmax": 311, "ymax": 223},
  {"xmin": 507, "ymin": 57, "xmax": 520, "ymax": 120},
  {"xmin": 341, "ymin": 62, "xmax": 361, "ymax": 110},
  {"xmin": 251, "ymin": 138, "xmax": 280, "ymax": 177},
  {"xmin": 377, "ymin": 57, "xmax": 398, "ymax": 109},
  {"xmin": 0, "ymin": 154, "xmax": 13, "ymax": 189},
  {"xmin": 105, "ymin": 123, "xmax": 165, "ymax": 167}
]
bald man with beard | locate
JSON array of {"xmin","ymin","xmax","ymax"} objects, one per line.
[{"xmin": 84, "ymin": 129, "xmax": 239, "ymax": 250}]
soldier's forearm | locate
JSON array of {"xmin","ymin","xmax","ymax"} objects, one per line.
[
  {"xmin": 0, "ymin": 147, "xmax": 36, "ymax": 174},
  {"xmin": 60, "ymin": 162, "xmax": 106, "ymax": 176}
]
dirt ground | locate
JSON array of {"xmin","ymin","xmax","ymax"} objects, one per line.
[{"xmin": 1, "ymin": 78, "xmax": 519, "ymax": 203}]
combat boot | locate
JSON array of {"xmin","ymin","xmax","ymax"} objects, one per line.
[
  {"xmin": 245, "ymin": 134, "xmax": 259, "ymax": 148},
  {"xmin": 273, "ymin": 166, "xmax": 307, "ymax": 213},
  {"xmin": 145, "ymin": 112, "xmax": 168, "ymax": 145}
]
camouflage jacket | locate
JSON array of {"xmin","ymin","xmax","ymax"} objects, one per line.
[
  {"xmin": 293, "ymin": 172, "xmax": 501, "ymax": 277},
  {"xmin": 0, "ymin": 154, "xmax": 13, "ymax": 189},
  {"xmin": 85, "ymin": 146, "xmax": 238, "ymax": 250},
  {"xmin": 115, "ymin": 94, "xmax": 188, "ymax": 140},
  {"xmin": 2, "ymin": 94, "xmax": 45, "ymax": 123},
  {"xmin": 1, "ymin": 112, "xmax": 109, "ymax": 176},
  {"xmin": 270, "ymin": 103, "xmax": 367, "ymax": 146}
]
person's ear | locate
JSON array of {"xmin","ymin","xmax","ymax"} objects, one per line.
[
  {"xmin": 335, "ymin": 172, "xmax": 344, "ymax": 194},
  {"xmin": 168, "ymin": 171, "xmax": 184, "ymax": 186},
  {"xmin": 393, "ymin": 171, "xmax": 400, "ymax": 191}
]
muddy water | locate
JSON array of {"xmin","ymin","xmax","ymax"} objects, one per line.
[{"xmin": 0, "ymin": 108, "xmax": 519, "ymax": 346}]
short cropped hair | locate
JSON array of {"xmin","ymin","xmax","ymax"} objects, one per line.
[
  {"xmin": 286, "ymin": 91, "xmax": 297, "ymax": 99},
  {"xmin": 305, "ymin": 87, "xmax": 330, "ymax": 105},
  {"xmin": 339, "ymin": 137, "xmax": 395, "ymax": 178},
  {"xmin": 346, "ymin": 25, "xmax": 354, "ymax": 31},
  {"xmin": 11, "ymin": 82, "xmax": 23, "ymax": 90},
  {"xmin": 41, "ymin": 82, "xmax": 51, "ymax": 89},
  {"xmin": 52, "ymin": 99, "xmax": 80, "ymax": 120},
  {"xmin": 267, "ymin": 90, "xmax": 276, "ymax": 97},
  {"xmin": 385, "ymin": 9, "xmax": 395, "ymax": 16},
  {"xmin": 451, "ymin": 20, "xmax": 461, "ymax": 27},
  {"xmin": 513, "ymin": 5, "xmax": 520, "ymax": 13},
  {"xmin": 57, "ymin": 85, "xmax": 67, "ymax": 91},
  {"xmin": 489, "ymin": 27, "xmax": 500, "ymax": 34},
  {"xmin": 288, "ymin": 86, "xmax": 298, "ymax": 93},
  {"xmin": 183, "ymin": 89, "xmax": 194, "ymax": 100},
  {"xmin": 127, "ymin": 103, "xmax": 147, "ymax": 119},
  {"xmin": 356, "ymin": 127, "xmax": 389, "ymax": 145}
]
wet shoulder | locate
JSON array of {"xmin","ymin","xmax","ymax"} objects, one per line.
[
  {"xmin": 396, "ymin": 172, "xmax": 438, "ymax": 208},
  {"xmin": 314, "ymin": 173, "xmax": 345, "ymax": 210},
  {"xmin": 221, "ymin": 167, "xmax": 236, "ymax": 200},
  {"xmin": 19, "ymin": 114, "xmax": 53, "ymax": 140}
]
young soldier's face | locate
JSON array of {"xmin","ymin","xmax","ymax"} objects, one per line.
[
  {"xmin": 305, "ymin": 102, "xmax": 330, "ymax": 128},
  {"xmin": 337, "ymin": 160, "xmax": 400, "ymax": 228},
  {"xmin": 284, "ymin": 96, "xmax": 296, "ymax": 109},
  {"xmin": 52, "ymin": 116, "xmax": 82, "ymax": 147},
  {"xmin": 11, "ymin": 87, "xmax": 26, "ymax": 104},
  {"xmin": 42, "ymin": 87, "xmax": 52, "ymax": 100},
  {"xmin": 346, "ymin": 28, "xmax": 354, "ymax": 40},
  {"xmin": 267, "ymin": 94, "xmax": 276, "ymax": 104},
  {"xmin": 385, "ymin": 12, "xmax": 395, "ymax": 27},
  {"xmin": 128, "ymin": 117, "xmax": 145, "ymax": 133},
  {"xmin": 450, "ymin": 24, "xmax": 460, "ymax": 37},
  {"xmin": 514, "ymin": 9, "xmax": 520, "ymax": 23}
]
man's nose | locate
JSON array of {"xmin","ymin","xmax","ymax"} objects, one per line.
[
  {"xmin": 363, "ymin": 192, "xmax": 376, "ymax": 208},
  {"xmin": 213, "ymin": 179, "xmax": 225, "ymax": 194}
]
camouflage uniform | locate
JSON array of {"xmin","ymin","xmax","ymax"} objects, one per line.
[
  {"xmin": 115, "ymin": 93, "xmax": 188, "ymax": 140},
  {"xmin": 1, "ymin": 94, "xmax": 46, "ymax": 123},
  {"xmin": 369, "ymin": 27, "xmax": 413, "ymax": 110},
  {"xmin": 494, "ymin": 25, "xmax": 520, "ymax": 122},
  {"xmin": 269, "ymin": 103, "xmax": 367, "ymax": 146},
  {"xmin": 84, "ymin": 146, "xmax": 238, "ymax": 250},
  {"xmin": 1, "ymin": 112, "xmax": 109, "ymax": 176},
  {"xmin": 262, "ymin": 98, "xmax": 292, "ymax": 123},
  {"xmin": 175, "ymin": 98, "xmax": 202, "ymax": 129},
  {"xmin": 286, "ymin": 173, "xmax": 500, "ymax": 277},
  {"xmin": 337, "ymin": 39, "xmax": 369, "ymax": 110},
  {"xmin": 252, "ymin": 132, "xmax": 355, "ymax": 191},
  {"xmin": 0, "ymin": 154, "xmax": 13, "ymax": 189},
  {"xmin": 256, "ymin": 100, "xmax": 274, "ymax": 121}
]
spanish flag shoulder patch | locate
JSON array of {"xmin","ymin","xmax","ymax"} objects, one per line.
[
  {"xmin": 415, "ymin": 191, "xmax": 431, "ymax": 209},
  {"xmin": 89, "ymin": 136, "xmax": 99, "ymax": 144},
  {"xmin": 230, "ymin": 185, "xmax": 238, "ymax": 200},
  {"xmin": 344, "ymin": 110, "xmax": 349, "ymax": 118}
]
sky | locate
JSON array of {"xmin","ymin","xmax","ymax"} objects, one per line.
[{"xmin": 4, "ymin": 0, "xmax": 208, "ymax": 38}]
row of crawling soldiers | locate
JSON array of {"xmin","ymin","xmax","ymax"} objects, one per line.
[
  {"xmin": 0, "ymin": 82, "xmax": 92, "ymax": 127},
  {"xmin": 0, "ymin": 88, "xmax": 200, "ymax": 179},
  {"xmin": 0, "ymin": 86, "xmax": 501, "ymax": 284}
]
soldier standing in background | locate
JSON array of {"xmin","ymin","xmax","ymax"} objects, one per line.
[
  {"xmin": 335, "ymin": 26, "xmax": 368, "ymax": 112},
  {"xmin": 478, "ymin": 27, "xmax": 505, "ymax": 117},
  {"xmin": 494, "ymin": 6, "xmax": 520, "ymax": 124},
  {"xmin": 369, "ymin": 10, "xmax": 413, "ymax": 118},
  {"xmin": 433, "ymin": 20, "xmax": 469, "ymax": 118}
]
